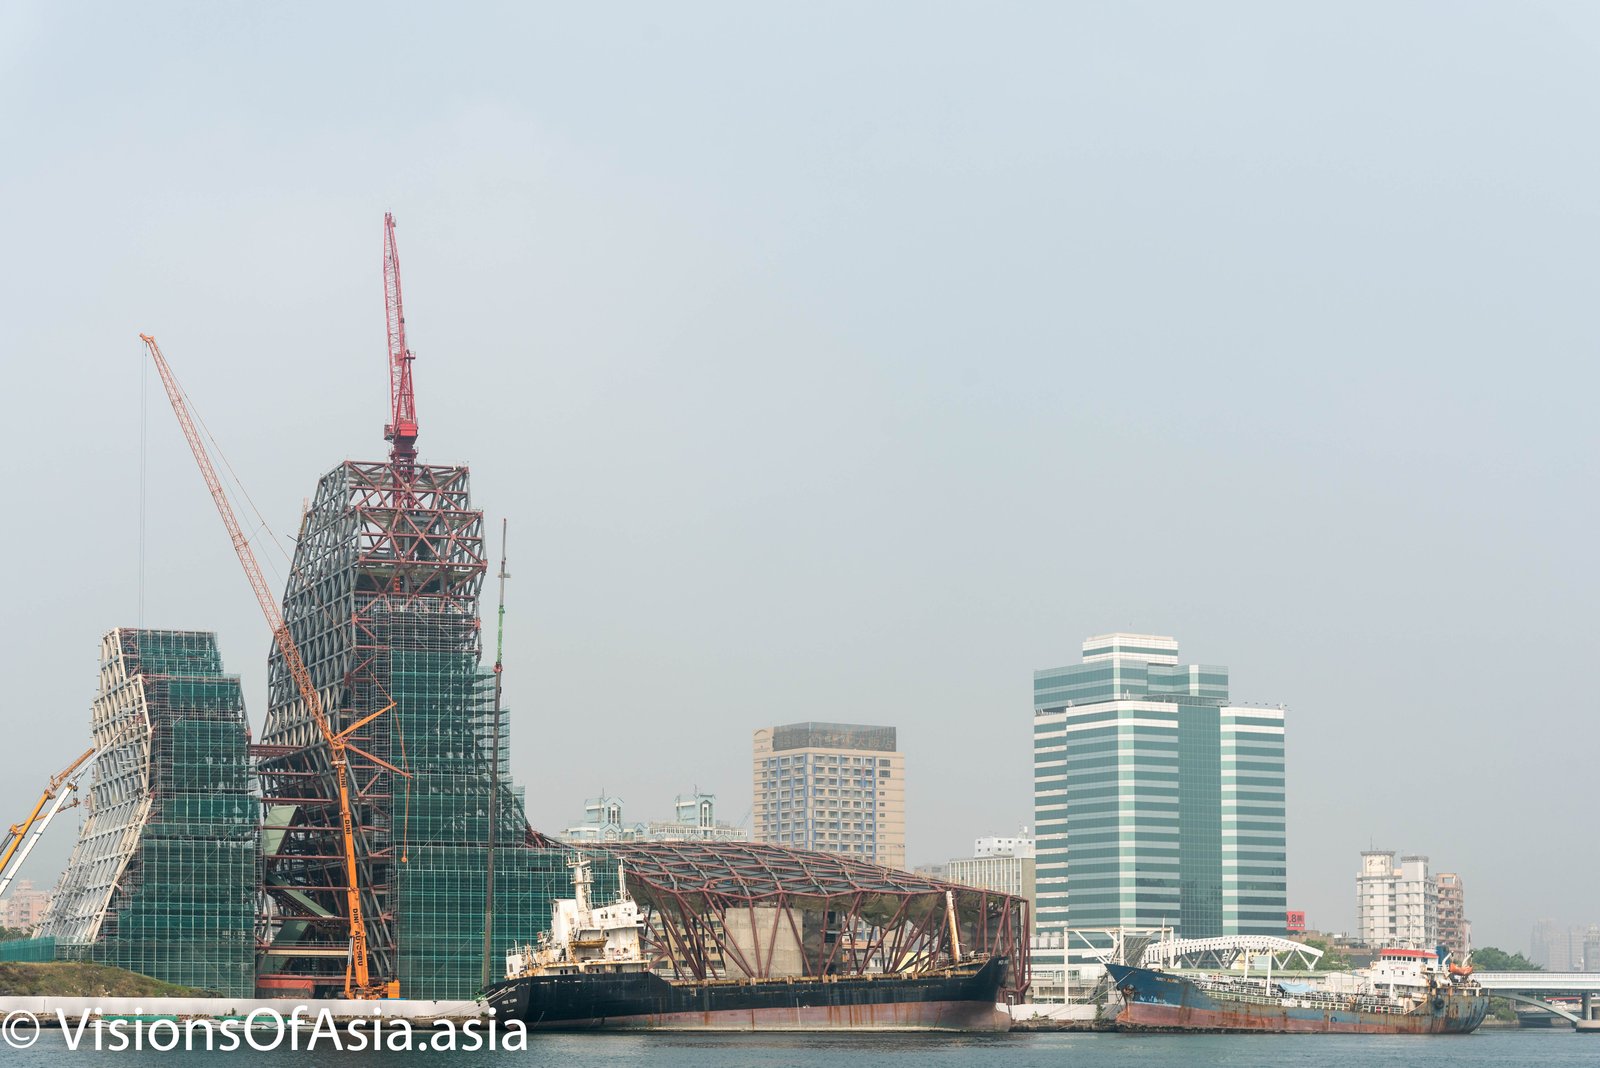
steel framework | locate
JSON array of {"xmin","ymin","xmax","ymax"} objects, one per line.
[
  {"xmin": 255, "ymin": 460, "xmax": 474, "ymax": 994},
  {"xmin": 254, "ymin": 460, "xmax": 557, "ymax": 999},
  {"xmin": 1140, "ymin": 934, "xmax": 1324, "ymax": 971},
  {"xmin": 600, "ymin": 841, "xmax": 1032, "ymax": 998}
]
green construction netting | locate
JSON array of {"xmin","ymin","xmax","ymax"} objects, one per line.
[
  {"xmin": 384, "ymin": 642, "xmax": 618, "ymax": 998},
  {"xmin": 54, "ymin": 631, "xmax": 258, "ymax": 996},
  {"xmin": 0, "ymin": 936, "xmax": 56, "ymax": 962}
]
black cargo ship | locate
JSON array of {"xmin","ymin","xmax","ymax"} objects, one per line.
[
  {"xmin": 483, "ymin": 954, "xmax": 1010, "ymax": 1031},
  {"xmin": 482, "ymin": 853, "xmax": 1012, "ymax": 1031}
]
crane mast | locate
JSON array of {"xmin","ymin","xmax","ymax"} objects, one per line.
[
  {"xmin": 141, "ymin": 333, "xmax": 404, "ymax": 999},
  {"xmin": 383, "ymin": 212, "xmax": 419, "ymax": 474}
]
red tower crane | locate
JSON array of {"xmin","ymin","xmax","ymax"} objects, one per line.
[{"xmin": 383, "ymin": 212, "xmax": 419, "ymax": 474}]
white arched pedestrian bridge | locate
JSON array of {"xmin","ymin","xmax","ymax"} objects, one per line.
[{"xmin": 1140, "ymin": 935, "xmax": 1325, "ymax": 972}]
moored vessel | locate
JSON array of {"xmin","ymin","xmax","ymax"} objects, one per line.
[
  {"xmin": 481, "ymin": 854, "xmax": 1011, "ymax": 1031},
  {"xmin": 1106, "ymin": 948, "xmax": 1488, "ymax": 1034}
]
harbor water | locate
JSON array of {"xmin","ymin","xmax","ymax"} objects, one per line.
[{"xmin": 0, "ymin": 1028, "xmax": 1592, "ymax": 1067}]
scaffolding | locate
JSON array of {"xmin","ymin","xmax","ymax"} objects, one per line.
[
  {"xmin": 31, "ymin": 629, "xmax": 257, "ymax": 995},
  {"xmin": 256, "ymin": 460, "xmax": 556, "ymax": 999}
]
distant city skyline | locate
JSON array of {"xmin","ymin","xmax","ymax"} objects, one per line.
[
  {"xmin": 1530, "ymin": 920, "xmax": 1600, "ymax": 973},
  {"xmin": 3, "ymin": 2, "xmax": 1596, "ymax": 952}
]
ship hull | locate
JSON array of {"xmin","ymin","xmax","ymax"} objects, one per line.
[
  {"xmin": 484, "ymin": 956, "xmax": 1010, "ymax": 1032},
  {"xmin": 1106, "ymin": 963, "xmax": 1487, "ymax": 1035}
]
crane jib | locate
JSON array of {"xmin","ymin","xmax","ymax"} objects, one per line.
[{"xmin": 141, "ymin": 332, "xmax": 398, "ymax": 1000}]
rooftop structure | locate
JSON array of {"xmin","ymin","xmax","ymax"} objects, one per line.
[
  {"xmin": 974, "ymin": 832, "xmax": 1035, "ymax": 860},
  {"xmin": 559, "ymin": 792, "xmax": 745, "ymax": 844}
]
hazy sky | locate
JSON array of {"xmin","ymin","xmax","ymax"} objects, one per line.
[{"xmin": 2, "ymin": 2, "xmax": 1595, "ymax": 952}]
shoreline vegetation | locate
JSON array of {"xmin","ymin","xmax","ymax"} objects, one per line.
[{"xmin": 0, "ymin": 962, "xmax": 201, "ymax": 998}]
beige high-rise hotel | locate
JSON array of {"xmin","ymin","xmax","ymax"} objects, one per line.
[{"xmin": 752, "ymin": 722, "xmax": 905, "ymax": 870}]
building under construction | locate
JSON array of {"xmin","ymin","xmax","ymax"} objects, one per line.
[
  {"xmin": 26, "ymin": 629, "xmax": 257, "ymax": 996},
  {"xmin": 253, "ymin": 457, "xmax": 565, "ymax": 999},
  {"xmin": 3, "ymin": 215, "xmax": 1030, "ymax": 1005},
  {"xmin": 249, "ymin": 214, "xmax": 570, "ymax": 1000}
]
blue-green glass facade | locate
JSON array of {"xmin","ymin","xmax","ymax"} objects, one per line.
[
  {"xmin": 1220, "ymin": 707, "xmax": 1288, "ymax": 934},
  {"xmin": 1032, "ymin": 634, "xmax": 1285, "ymax": 938}
]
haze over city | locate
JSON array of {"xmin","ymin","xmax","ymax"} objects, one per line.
[{"xmin": 3, "ymin": 2, "xmax": 1597, "ymax": 953}]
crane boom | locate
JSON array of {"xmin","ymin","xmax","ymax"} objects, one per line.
[
  {"xmin": 141, "ymin": 333, "xmax": 402, "ymax": 999},
  {"xmin": 0, "ymin": 747, "xmax": 95, "ymax": 900},
  {"xmin": 383, "ymin": 212, "xmax": 418, "ymax": 472}
]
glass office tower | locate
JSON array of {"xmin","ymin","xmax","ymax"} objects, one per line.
[{"xmin": 1033, "ymin": 633, "xmax": 1285, "ymax": 937}]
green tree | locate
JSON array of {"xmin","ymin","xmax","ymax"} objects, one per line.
[
  {"xmin": 1472, "ymin": 946, "xmax": 1541, "ymax": 971},
  {"xmin": 1301, "ymin": 937, "xmax": 1353, "ymax": 971},
  {"xmin": 0, "ymin": 927, "xmax": 23, "ymax": 944},
  {"xmin": 1472, "ymin": 947, "xmax": 1541, "ymax": 1024},
  {"xmin": 1488, "ymin": 998, "xmax": 1520, "ymax": 1022}
]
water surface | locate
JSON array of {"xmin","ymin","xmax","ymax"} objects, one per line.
[{"xmin": 0, "ymin": 1027, "xmax": 1589, "ymax": 1067}]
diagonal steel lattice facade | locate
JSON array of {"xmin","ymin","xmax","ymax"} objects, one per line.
[
  {"xmin": 254, "ymin": 460, "xmax": 562, "ymax": 999},
  {"xmin": 34, "ymin": 629, "xmax": 258, "ymax": 995}
]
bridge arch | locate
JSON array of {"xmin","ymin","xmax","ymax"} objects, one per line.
[
  {"xmin": 1494, "ymin": 991, "xmax": 1583, "ymax": 1024},
  {"xmin": 1140, "ymin": 935, "xmax": 1325, "ymax": 971}
]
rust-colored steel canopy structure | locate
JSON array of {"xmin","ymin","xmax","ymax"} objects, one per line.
[{"xmin": 597, "ymin": 840, "xmax": 1030, "ymax": 998}]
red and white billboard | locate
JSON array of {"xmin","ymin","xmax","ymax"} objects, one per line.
[{"xmin": 1285, "ymin": 910, "xmax": 1307, "ymax": 932}]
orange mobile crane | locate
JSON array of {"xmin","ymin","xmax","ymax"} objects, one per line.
[{"xmin": 141, "ymin": 333, "xmax": 405, "ymax": 999}]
